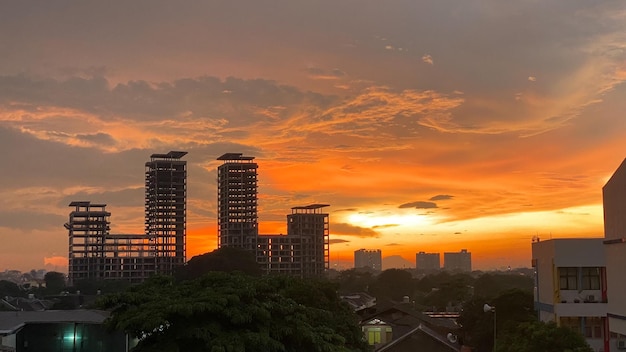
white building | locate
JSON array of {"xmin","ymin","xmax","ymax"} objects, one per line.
[
  {"xmin": 604, "ymin": 158, "xmax": 626, "ymax": 339},
  {"xmin": 532, "ymin": 238, "xmax": 611, "ymax": 352}
]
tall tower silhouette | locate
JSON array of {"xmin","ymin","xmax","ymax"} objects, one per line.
[
  {"xmin": 145, "ymin": 151, "xmax": 187, "ymax": 274},
  {"xmin": 216, "ymin": 153, "xmax": 258, "ymax": 250}
]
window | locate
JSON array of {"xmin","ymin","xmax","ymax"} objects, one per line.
[
  {"xmin": 559, "ymin": 267, "xmax": 578, "ymax": 290},
  {"xmin": 581, "ymin": 267, "xmax": 601, "ymax": 290}
]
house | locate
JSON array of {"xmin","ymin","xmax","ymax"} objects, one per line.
[{"xmin": 358, "ymin": 301, "xmax": 460, "ymax": 352}]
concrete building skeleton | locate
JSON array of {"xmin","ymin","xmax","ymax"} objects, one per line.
[
  {"xmin": 216, "ymin": 153, "xmax": 329, "ymax": 277},
  {"xmin": 66, "ymin": 151, "xmax": 187, "ymax": 284}
]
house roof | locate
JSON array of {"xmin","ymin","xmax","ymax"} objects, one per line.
[{"xmin": 0, "ymin": 310, "xmax": 109, "ymax": 335}]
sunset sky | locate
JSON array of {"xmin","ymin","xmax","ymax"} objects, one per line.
[{"xmin": 1, "ymin": 1, "xmax": 626, "ymax": 272}]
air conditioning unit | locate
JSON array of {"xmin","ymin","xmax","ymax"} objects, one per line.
[{"xmin": 616, "ymin": 340, "xmax": 626, "ymax": 350}]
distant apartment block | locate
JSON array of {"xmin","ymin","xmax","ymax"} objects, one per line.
[
  {"xmin": 66, "ymin": 151, "xmax": 187, "ymax": 284},
  {"xmin": 603, "ymin": 158, "xmax": 626, "ymax": 338},
  {"xmin": 443, "ymin": 249, "xmax": 471, "ymax": 272},
  {"xmin": 354, "ymin": 249, "xmax": 382, "ymax": 271},
  {"xmin": 532, "ymin": 238, "xmax": 610, "ymax": 352},
  {"xmin": 416, "ymin": 252, "xmax": 440, "ymax": 272},
  {"xmin": 217, "ymin": 153, "xmax": 329, "ymax": 277}
]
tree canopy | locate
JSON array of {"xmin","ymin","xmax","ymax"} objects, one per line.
[
  {"xmin": 496, "ymin": 321, "xmax": 593, "ymax": 352},
  {"xmin": 98, "ymin": 272, "xmax": 369, "ymax": 352},
  {"xmin": 175, "ymin": 247, "xmax": 262, "ymax": 280}
]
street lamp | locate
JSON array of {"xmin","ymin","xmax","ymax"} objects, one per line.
[{"xmin": 483, "ymin": 303, "xmax": 496, "ymax": 352}]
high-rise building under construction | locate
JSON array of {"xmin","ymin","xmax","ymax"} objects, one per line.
[
  {"xmin": 145, "ymin": 151, "xmax": 187, "ymax": 273},
  {"xmin": 66, "ymin": 151, "xmax": 187, "ymax": 284},
  {"xmin": 216, "ymin": 153, "xmax": 329, "ymax": 277}
]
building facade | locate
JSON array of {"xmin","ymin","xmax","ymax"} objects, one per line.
[
  {"xmin": 66, "ymin": 151, "xmax": 187, "ymax": 284},
  {"xmin": 216, "ymin": 153, "xmax": 258, "ymax": 250},
  {"xmin": 532, "ymin": 238, "xmax": 610, "ymax": 352},
  {"xmin": 354, "ymin": 249, "xmax": 382, "ymax": 271},
  {"xmin": 145, "ymin": 151, "xmax": 187, "ymax": 273},
  {"xmin": 604, "ymin": 158, "xmax": 626, "ymax": 339},
  {"xmin": 416, "ymin": 252, "xmax": 440, "ymax": 272},
  {"xmin": 443, "ymin": 249, "xmax": 471, "ymax": 272},
  {"xmin": 216, "ymin": 153, "xmax": 329, "ymax": 277}
]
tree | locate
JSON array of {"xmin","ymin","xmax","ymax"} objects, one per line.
[
  {"xmin": 368, "ymin": 269, "xmax": 415, "ymax": 301},
  {"xmin": 458, "ymin": 289, "xmax": 535, "ymax": 351},
  {"xmin": 0, "ymin": 280, "xmax": 23, "ymax": 298},
  {"xmin": 335, "ymin": 269, "xmax": 376, "ymax": 294},
  {"xmin": 44, "ymin": 271, "xmax": 66, "ymax": 294},
  {"xmin": 175, "ymin": 247, "xmax": 262, "ymax": 280},
  {"xmin": 496, "ymin": 321, "xmax": 593, "ymax": 352},
  {"xmin": 98, "ymin": 273, "xmax": 369, "ymax": 352}
]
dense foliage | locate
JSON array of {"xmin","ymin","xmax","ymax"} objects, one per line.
[
  {"xmin": 175, "ymin": 247, "xmax": 262, "ymax": 280},
  {"xmin": 496, "ymin": 321, "xmax": 593, "ymax": 352},
  {"xmin": 98, "ymin": 273, "xmax": 369, "ymax": 352}
]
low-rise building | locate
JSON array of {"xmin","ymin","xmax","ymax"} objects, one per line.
[{"xmin": 532, "ymin": 238, "xmax": 610, "ymax": 352}]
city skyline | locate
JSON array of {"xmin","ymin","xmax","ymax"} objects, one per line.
[{"xmin": 1, "ymin": 1, "xmax": 626, "ymax": 272}]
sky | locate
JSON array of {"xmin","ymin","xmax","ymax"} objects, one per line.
[{"xmin": 1, "ymin": 0, "xmax": 626, "ymax": 272}]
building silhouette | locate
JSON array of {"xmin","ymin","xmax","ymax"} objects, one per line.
[
  {"xmin": 443, "ymin": 249, "xmax": 471, "ymax": 272},
  {"xmin": 216, "ymin": 153, "xmax": 258, "ymax": 250},
  {"xmin": 416, "ymin": 252, "xmax": 440, "ymax": 272},
  {"xmin": 354, "ymin": 249, "xmax": 382, "ymax": 271},
  {"xmin": 603, "ymin": 158, "xmax": 626, "ymax": 339},
  {"xmin": 217, "ymin": 153, "xmax": 329, "ymax": 276},
  {"xmin": 145, "ymin": 151, "xmax": 187, "ymax": 273},
  {"xmin": 66, "ymin": 151, "xmax": 187, "ymax": 284}
]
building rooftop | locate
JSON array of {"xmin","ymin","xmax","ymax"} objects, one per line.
[
  {"xmin": 150, "ymin": 151, "xmax": 188, "ymax": 159},
  {"xmin": 217, "ymin": 153, "xmax": 255, "ymax": 161},
  {"xmin": 0, "ymin": 310, "xmax": 110, "ymax": 335}
]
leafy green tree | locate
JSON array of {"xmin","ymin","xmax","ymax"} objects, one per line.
[
  {"xmin": 98, "ymin": 273, "xmax": 369, "ymax": 352},
  {"xmin": 369, "ymin": 269, "xmax": 415, "ymax": 301},
  {"xmin": 335, "ymin": 269, "xmax": 376, "ymax": 294},
  {"xmin": 473, "ymin": 273, "xmax": 533, "ymax": 299},
  {"xmin": 458, "ymin": 289, "xmax": 535, "ymax": 351},
  {"xmin": 175, "ymin": 247, "xmax": 262, "ymax": 280},
  {"xmin": 44, "ymin": 271, "xmax": 66, "ymax": 294},
  {"xmin": 496, "ymin": 321, "xmax": 593, "ymax": 352}
]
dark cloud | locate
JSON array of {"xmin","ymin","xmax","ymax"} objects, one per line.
[
  {"xmin": 332, "ymin": 223, "xmax": 379, "ymax": 238},
  {"xmin": 0, "ymin": 211, "xmax": 65, "ymax": 231},
  {"xmin": 329, "ymin": 239, "xmax": 350, "ymax": 244},
  {"xmin": 429, "ymin": 195, "xmax": 454, "ymax": 201},
  {"xmin": 399, "ymin": 201, "xmax": 438, "ymax": 209},
  {"xmin": 385, "ymin": 243, "xmax": 401, "ymax": 246}
]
